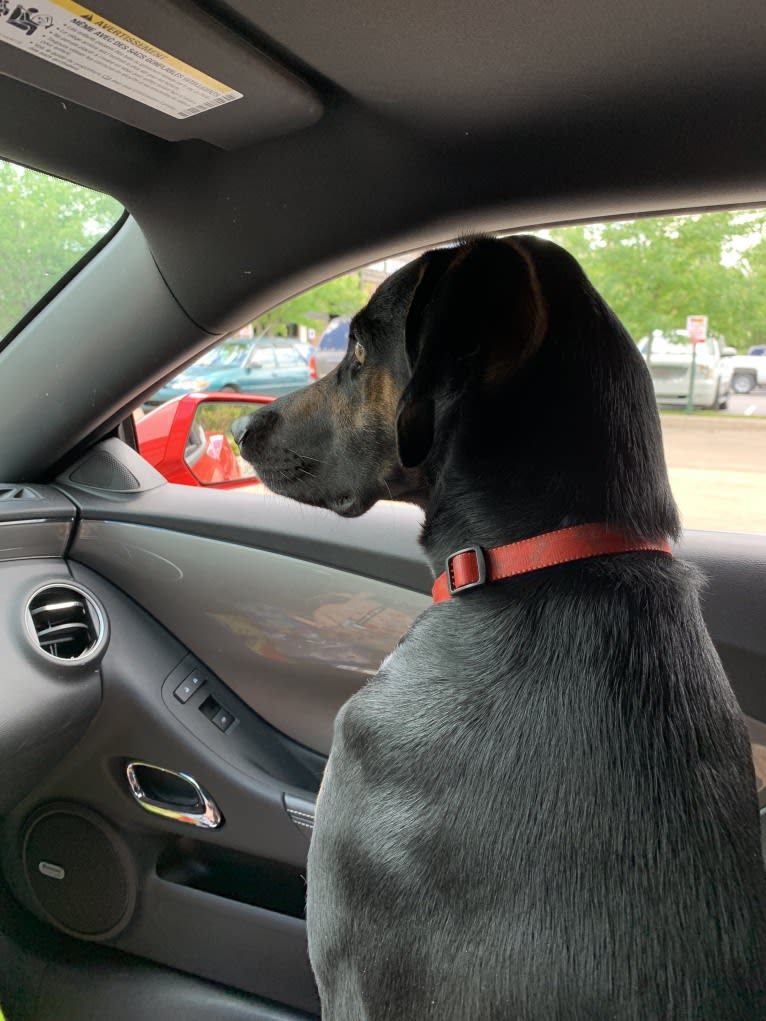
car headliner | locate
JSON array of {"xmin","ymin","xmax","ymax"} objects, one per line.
[{"xmin": 0, "ymin": 0, "xmax": 765, "ymax": 477}]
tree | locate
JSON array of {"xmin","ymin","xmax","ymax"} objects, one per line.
[
  {"xmin": 544, "ymin": 211, "xmax": 766, "ymax": 350},
  {"xmin": 0, "ymin": 161, "xmax": 123, "ymax": 337},
  {"xmin": 252, "ymin": 273, "xmax": 368, "ymax": 338}
]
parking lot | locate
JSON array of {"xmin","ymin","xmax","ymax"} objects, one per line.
[
  {"xmin": 726, "ymin": 392, "xmax": 766, "ymax": 417},
  {"xmin": 661, "ymin": 412, "xmax": 766, "ymax": 533}
]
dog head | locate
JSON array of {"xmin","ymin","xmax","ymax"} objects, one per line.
[
  {"xmin": 232, "ymin": 237, "xmax": 548, "ymax": 516},
  {"xmin": 232, "ymin": 235, "xmax": 678, "ymax": 544}
]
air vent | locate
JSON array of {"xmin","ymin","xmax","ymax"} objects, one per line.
[{"xmin": 25, "ymin": 584, "xmax": 108, "ymax": 665}]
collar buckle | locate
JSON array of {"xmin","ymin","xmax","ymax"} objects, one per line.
[{"xmin": 446, "ymin": 545, "xmax": 487, "ymax": 595}]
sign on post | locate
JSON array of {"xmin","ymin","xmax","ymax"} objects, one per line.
[
  {"xmin": 686, "ymin": 315, "xmax": 708, "ymax": 344},
  {"xmin": 685, "ymin": 315, "xmax": 707, "ymax": 413}
]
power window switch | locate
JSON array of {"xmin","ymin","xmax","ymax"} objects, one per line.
[
  {"xmin": 174, "ymin": 672, "xmax": 205, "ymax": 704},
  {"xmin": 212, "ymin": 707, "xmax": 235, "ymax": 732}
]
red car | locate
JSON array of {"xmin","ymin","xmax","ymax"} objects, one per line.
[{"xmin": 136, "ymin": 392, "xmax": 273, "ymax": 487}]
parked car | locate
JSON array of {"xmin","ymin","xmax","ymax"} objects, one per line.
[
  {"xmin": 729, "ymin": 352, "xmax": 766, "ymax": 393},
  {"xmin": 144, "ymin": 337, "xmax": 312, "ymax": 408},
  {"xmin": 637, "ymin": 329, "xmax": 735, "ymax": 409},
  {"xmin": 312, "ymin": 316, "xmax": 351, "ymax": 377}
]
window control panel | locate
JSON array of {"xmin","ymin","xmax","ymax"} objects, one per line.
[
  {"xmin": 160, "ymin": 653, "xmax": 322, "ymax": 790},
  {"xmin": 162, "ymin": 655, "xmax": 240, "ymax": 742}
]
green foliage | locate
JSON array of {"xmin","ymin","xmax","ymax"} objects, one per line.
[
  {"xmin": 544, "ymin": 211, "xmax": 766, "ymax": 350},
  {"xmin": 0, "ymin": 160, "xmax": 123, "ymax": 337},
  {"xmin": 252, "ymin": 273, "xmax": 367, "ymax": 337}
]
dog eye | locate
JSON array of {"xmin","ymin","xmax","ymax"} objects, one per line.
[{"xmin": 354, "ymin": 341, "xmax": 366, "ymax": 365}]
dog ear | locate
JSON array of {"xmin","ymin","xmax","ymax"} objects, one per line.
[
  {"xmin": 396, "ymin": 238, "xmax": 547, "ymax": 468},
  {"xmin": 396, "ymin": 249, "xmax": 456, "ymax": 468}
]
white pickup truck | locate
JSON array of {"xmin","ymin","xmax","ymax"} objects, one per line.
[
  {"xmin": 638, "ymin": 330, "xmax": 736, "ymax": 410},
  {"xmin": 729, "ymin": 351, "xmax": 766, "ymax": 394}
]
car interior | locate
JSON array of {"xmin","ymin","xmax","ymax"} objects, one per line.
[{"xmin": 1, "ymin": 1, "xmax": 765, "ymax": 1018}]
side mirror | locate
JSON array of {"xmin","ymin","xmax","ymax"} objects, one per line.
[
  {"xmin": 136, "ymin": 392, "xmax": 274, "ymax": 488},
  {"xmin": 722, "ymin": 346, "xmax": 737, "ymax": 357}
]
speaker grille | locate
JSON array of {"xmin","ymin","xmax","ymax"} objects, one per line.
[
  {"xmin": 24, "ymin": 807, "xmax": 134, "ymax": 938},
  {"xmin": 69, "ymin": 451, "xmax": 140, "ymax": 491}
]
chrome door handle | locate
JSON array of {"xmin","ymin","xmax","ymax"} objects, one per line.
[{"xmin": 126, "ymin": 761, "xmax": 222, "ymax": 829}]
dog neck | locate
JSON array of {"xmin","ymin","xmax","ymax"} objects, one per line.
[
  {"xmin": 417, "ymin": 392, "xmax": 679, "ymax": 579},
  {"xmin": 430, "ymin": 524, "xmax": 673, "ymax": 601}
]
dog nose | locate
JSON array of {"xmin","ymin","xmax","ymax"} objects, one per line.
[
  {"xmin": 230, "ymin": 414, "xmax": 251, "ymax": 447},
  {"xmin": 231, "ymin": 409, "xmax": 279, "ymax": 451}
]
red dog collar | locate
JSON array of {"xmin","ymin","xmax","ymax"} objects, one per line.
[{"xmin": 432, "ymin": 523, "xmax": 673, "ymax": 603}]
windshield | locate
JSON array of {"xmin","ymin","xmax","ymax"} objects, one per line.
[
  {"xmin": 194, "ymin": 343, "xmax": 252, "ymax": 368},
  {"xmin": 0, "ymin": 158, "xmax": 123, "ymax": 338}
]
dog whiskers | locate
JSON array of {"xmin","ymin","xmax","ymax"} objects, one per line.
[{"xmin": 286, "ymin": 447, "xmax": 327, "ymax": 464}]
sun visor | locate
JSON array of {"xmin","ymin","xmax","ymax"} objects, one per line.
[{"xmin": 0, "ymin": 0, "xmax": 322, "ymax": 149}]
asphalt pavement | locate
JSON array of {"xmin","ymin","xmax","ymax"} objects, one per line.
[
  {"xmin": 660, "ymin": 411, "xmax": 766, "ymax": 533},
  {"xmin": 725, "ymin": 391, "xmax": 766, "ymax": 417}
]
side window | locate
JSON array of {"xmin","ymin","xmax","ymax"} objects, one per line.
[
  {"xmin": 251, "ymin": 347, "xmax": 277, "ymax": 370},
  {"xmin": 275, "ymin": 347, "xmax": 302, "ymax": 368},
  {"xmin": 0, "ymin": 157, "xmax": 123, "ymax": 338},
  {"xmin": 136, "ymin": 216, "xmax": 766, "ymax": 539},
  {"xmin": 542, "ymin": 211, "xmax": 766, "ymax": 536}
]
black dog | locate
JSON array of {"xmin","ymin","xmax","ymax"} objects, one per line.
[{"xmin": 233, "ymin": 236, "xmax": 766, "ymax": 1020}]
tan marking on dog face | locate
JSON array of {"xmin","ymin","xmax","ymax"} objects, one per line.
[
  {"xmin": 288, "ymin": 372, "xmax": 360, "ymax": 430},
  {"xmin": 357, "ymin": 366, "xmax": 402, "ymax": 430}
]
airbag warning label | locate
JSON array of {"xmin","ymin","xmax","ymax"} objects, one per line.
[{"xmin": 0, "ymin": 0, "xmax": 243, "ymax": 119}]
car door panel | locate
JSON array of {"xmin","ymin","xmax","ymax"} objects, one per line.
[
  {"xmin": 71, "ymin": 519, "xmax": 428, "ymax": 752},
  {"xmin": 0, "ymin": 877, "xmax": 315, "ymax": 1021},
  {"xmin": 1, "ymin": 438, "xmax": 765, "ymax": 1019},
  {"xmin": 1, "ymin": 553, "xmax": 322, "ymax": 1014}
]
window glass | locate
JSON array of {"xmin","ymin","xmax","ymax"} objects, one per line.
[
  {"xmin": 0, "ymin": 158, "xmax": 123, "ymax": 338},
  {"xmin": 251, "ymin": 347, "xmax": 276, "ymax": 369},
  {"xmin": 275, "ymin": 347, "xmax": 302, "ymax": 367},
  {"xmin": 136, "ymin": 209, "xmax": 766, "ymax": 536},
  {"xmin": 541, "ymin": 211, "xmax": 766, "ymax": 535},
  {"xmin": 196, "ymin": 343, "xmax": 251, "ymax": 368}
]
